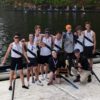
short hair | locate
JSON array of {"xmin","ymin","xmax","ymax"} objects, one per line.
[
  {"xmin": 14, "ymin": 32, "xmax": 20, "ymax": 37},
  {"xmin": 75, "ymin": 25, "xmax": 83, "ymax": 31},
  {"xmin": 85, "ymin": 21, "xmax": 91, "ymax": 25},
  {"xmin": 65, "ymin": 24, "xmax": 72, "ymax": 29},
  {"xmin": 34, "ymin": 25, "xmax": 41, "ymax": 30},
  {"xmin": 56, "ymin": 31, "xmax": 62, "ymax": 35}
]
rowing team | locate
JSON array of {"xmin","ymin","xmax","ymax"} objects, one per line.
[{"xmin": 1, "ymin": 21, "xmax": 96, "ymax": 90}]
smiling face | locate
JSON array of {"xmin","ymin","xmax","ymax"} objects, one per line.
[
  {"xmin": 74, "ymin": 52, "xmax": 80, "ymax": 59},
  {"xmin": 29, "ymin": 34, "xmax": 33, "ymax": 42},
  {"xmin": 85, "ymin": 24, "xmax": 91, "ymax": 31},
  {"xmin": 56, "ymin": 32, "xmax": 62, "ymax": 40},
  {"xmin": 13, "ymin": 35, "xmax": 20, "ymax": 43},
  {"xmin": 65, "ymin": 24, "xmax": 72, "ymax": 32},
  {"xmin": 34, "ymin": 25, "xmax": 41, "ymax": 36},
  {"xmin": 52, "ymin": 51, "xmax": 57, "ymax": 58}
]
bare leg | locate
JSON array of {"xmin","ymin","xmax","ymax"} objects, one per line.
[
  {"xmin": 44, "ymin": 63, "xmax": 49, "ymax": 78},
  {"xmin": 19, "ymin": 69, "xmax": 25, "ymax": 86},
  {"xmin": 40, "ymin": 64, "xmax": 44, "ymax": 79},
  {"xmin": 33, "ymin": 66, "xmax": 39, "ymax": 81},
  {"xmin": 27, "ymin": 68, "xmax": 31, "ymax": 82},
  {"xmin": 9, "ymin": 70, "xmax": 14, "ymax": 87},
  {"xmin": 88, "ymin": 58, "xmax": 93, "ymax": 70},
  {"xmin": 48, "ymin": 72, "xmax": 54, "ymax": 83}
]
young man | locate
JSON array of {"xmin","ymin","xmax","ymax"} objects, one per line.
[
  {"xmin": 1, "ymin": 34, "xmax": 29, "ymax": 90},
  {"xmin": 83, "ymin": 22, "xmax": 96, "ymax": 69},
  {"xmin": 74, "ymin": 25, "xmax": 84, "ymax": 54},
  {"xmin": 53, "ymin": 32, "xmax": 63, "ymax": 52},
  {"xmin": 72, "ymin": 49, "xmax": 91, "ymax": 84},
  {"xmin": 39, "ymin": 28, "xmax": 53, "ymax": 80},
  {"xmin": 47, "ymin": 50, "xmax": 60, "ymax": 85},
  {"xmin": 26, "ymin": 34, "xmax": 43, "ymax": 86},
  {"xmin": 63, "ymin": 24, "xmax": 74, "ymax": 76},
  {"xmin": 33, "ymin": 25, "xmax": 44, "ymax": 74}
]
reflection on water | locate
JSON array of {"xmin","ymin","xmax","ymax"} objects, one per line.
[{"xmin": 0, "ymin": 8, "xmax": 100, "ymax": 64}]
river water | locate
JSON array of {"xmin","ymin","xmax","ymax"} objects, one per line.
[{"xmin": 0, "ymin": 8, "xmax": 100, "ymax": 63}]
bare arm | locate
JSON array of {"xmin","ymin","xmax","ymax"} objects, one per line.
[
  {"xmin": 22, "ymin": 44, "xmax": 29, "ymax": 63},
  {"xmin": 93, "ymin": 32, "xmax": 96, "ymax": 53},
  {"xmin": 2, "ymin": 43, "xmax": 12, "ymax": 64}
]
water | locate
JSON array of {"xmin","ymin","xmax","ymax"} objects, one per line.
[{"xmin": 0, "ymin": 8, "xmax": 100, "ymax": 63}]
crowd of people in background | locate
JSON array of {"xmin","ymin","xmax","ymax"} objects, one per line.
[{"xmin": 1, "ymin": 21, "xmax": 96, "ymax": 91}]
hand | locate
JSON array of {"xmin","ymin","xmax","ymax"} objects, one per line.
[
  {"xmin": 92, "ymin": 49, "xmax": 96, "ymax": 54},
  {"xmin": 27, "ymin": 59, "xmax": 30, "ymax": 64}
]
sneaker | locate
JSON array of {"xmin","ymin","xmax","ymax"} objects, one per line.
[
  {"xmin": 36, "ymin": 80, "xmax": 43, "ymax": 86},
  {"xmin": 22, "ymin": 85, "xmax": 29, "ymax": 89},
  {"xmin": 41, "ymin": 76, "xmax": 45, "ymax": 81},
  {"xmin": 73, "ymin": 75, "xmax": 80, "ymax": 82},
  {"xmin": 9, "ymin": 86, "xmax": 12, "ymax": 91},
  {"xmin": 47, "ymin": 81, "xmax": 53, "ymax": 85},
  {"xmin": 88, "ymin": 75, "xmax": 92, "ymax": 83},
  {"xmin": 69, "ymin": 73, "xmax": 73, "ymax": 77}
]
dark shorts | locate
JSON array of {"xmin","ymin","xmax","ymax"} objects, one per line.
[
  {"xmin": 28, "ymin": 57, "xmax": 38, "ymax": 67},
  {"xmin": 11, "ymin": 57, "xmax": 23, "ymax": 70},
  {"xmin": 50, "ymin": 68, "xmax": 58, "ymax": 73},
  {"xmin": 57, "ymin": 51, "xmax": 66, "ymax": 68},
  {"xmin": 40, "ymin": 55, "xmax": 51, "ymax": 64},
  {"xmin": 84, "ymin": 46, "xmax": 93, "ymax": 58}
]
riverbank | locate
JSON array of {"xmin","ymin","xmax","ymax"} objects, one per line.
[{"xmin": 0, "ymin": 63, "xmax": 100, "ymax": 100}]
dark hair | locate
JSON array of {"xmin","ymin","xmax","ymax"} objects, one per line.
[
  {"xmin": 34, "ymin": 25, "xmax": 41, "ymax": 30},
  {"xmin": 75, "ymin": 25, "xmax": 83, "ymax": 31},
  {"xmin": 14, "ymin": 32, "xmax": 20, "ymax": 37},
  {"xmin": 85, "ymin": 21, "xmax": 91, "ymax": 25},
  {"xmin": 56, "ymin": 31, "xmax": 62, "ymax": 35}
]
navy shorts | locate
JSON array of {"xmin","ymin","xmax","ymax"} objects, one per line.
[
  {"xmin": 11, "ymin": 57, "xmax": 23, "ymax": 70},
  {"xmin": 28, "ymin": 57, "xmax": 38, "ymax": 67},
  {"xmin": 40, "ymin": 55, "xmax": 51, "ymax": 64},
  {"xmin": 84, "ymin": 46, "xmax": 94, "ymax": 58}
]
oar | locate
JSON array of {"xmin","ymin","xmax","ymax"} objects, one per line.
[
  {"xmin": 60, "ymin": 75, "xmax": 79, "ymax": 89},
  {"xmin": 91, "ymin": 70, "xmax": 100, "ymax": 83}
]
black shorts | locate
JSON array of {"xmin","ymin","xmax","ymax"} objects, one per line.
[
  {"xmin": 57, "ymin": 52, "xmax": 66, "ymax": 68},
  {"xmin": 84, "ymin": 46, "xmax": 93, "ymax": 58},
  {"xmin": 40, "ymin": 55, "xmax": 51, "ymax": 64},
  {"xmin": 11, "ymin": 57, "xmax": 23, "ymax": 70},
  {"xmin": 28, "ymin": 57, "xmax": 38, "ymax": 67}
]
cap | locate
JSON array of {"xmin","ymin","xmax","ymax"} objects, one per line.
[{"xmin": 74, "ymin": 49, "xmax": 80, "ymax": 53}]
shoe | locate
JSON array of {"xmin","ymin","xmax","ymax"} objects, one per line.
[
  {"xmin": 22, "ymin": 85, "xmax": 29, "ymax": 89},
  {"xmin": 73, "ymin": 75, "xmax": 80, "ymax": 82},
  {"xmin": 9, "ymin": 86, "xmax": 12, "ymax": 91},
  {"xmin": 47, "ymin": 81, "xmax": 53, "ymax": 85},
  {"xmin": 69, "ymin": 73, "xmax": 73, "ymax": 77},
  {"xmin": 36, "ymin": 80, "xmax": 43, "ymax": 86},
  {"xmin": 88, "ymin": 75, "xmax": 92, "ymax": 83},
  {"xmin": 41, "ymin": 76, "xmax": 45, "ymax": 81}
]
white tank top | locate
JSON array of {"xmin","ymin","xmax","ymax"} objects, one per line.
[
  {"xmin": 53, "ymin": 38, "xmax": 62, "ymax": 51},
  {"xmin": 84, "ymin": 30, "xmax": 94, "ymax": 46},
  {"xmin": 74, "ymin": 34, "xmax": 84, "ymax": 53},
  {"xmin": 27, "ymin": 42, "xmax": 38, "ymax": 58},
  {"xmin": 11, "ymin": 42, "xmax": 23, "ymax": 58},
  {"xmin": 34, "ymin": 35, "xmax": 41, "ymax": 44},
  {"xmin": 40, "ymin": 37, "xmax": 52, "ymax": 56}
]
